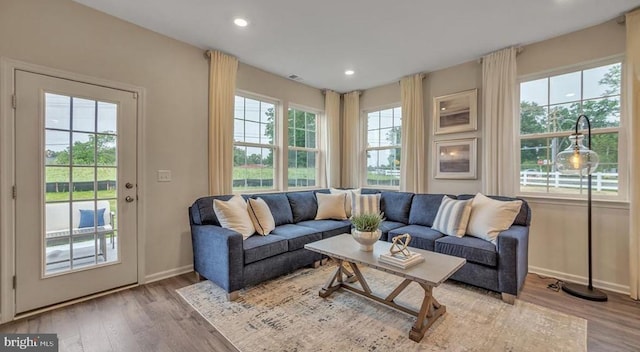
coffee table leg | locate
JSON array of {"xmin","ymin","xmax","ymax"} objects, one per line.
[
  {"xmin": 319, "ymin": 259, "xmax": 344, "ymax": 298},
  {"xmin": 409, "ymin": 284, "xmax": 446, "ymax": 342}
]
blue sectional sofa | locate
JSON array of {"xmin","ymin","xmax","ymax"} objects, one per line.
[{"xmin": 189, "ymin": 190, "xmax": 531, "ymax": 303}]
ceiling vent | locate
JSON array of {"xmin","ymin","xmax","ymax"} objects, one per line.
[{"xmin": 288, "ymin": 74, "xmax": 303, "ymax": 82}]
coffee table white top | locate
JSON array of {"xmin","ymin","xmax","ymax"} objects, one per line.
[{"xmin": 305, "ymin": 234, "xmax": 466, "ymax": 287}]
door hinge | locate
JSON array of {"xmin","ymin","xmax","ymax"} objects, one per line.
[
  {"xmin": 12, "ymin": 185, "xmax": 16, "ymax": 199},
  {"xmin": 12, "ymin": 276, "xmax": 16, "ymax": 289},
  {"xmin": 11, "ymin": 94, "xmax": 16, "ymax": 109},
  {"xmin": 133, "ymin": 92, "xmax": 138, "ymax": 100}
]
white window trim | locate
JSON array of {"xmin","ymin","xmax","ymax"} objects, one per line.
[
  {"xmin": 287, "ymin": 104, "xmax": 322, "ymax": 190},
  {"xmin": 361, "ymin": 103, "xmax": 402, "ymax": 190},
  {"xmin": 233, "ymin": 91, "xmax": 280, "ymax": 193},
  {"xmin": 516, "ymin": 55, "xmax": 628, "ymax": 202}
]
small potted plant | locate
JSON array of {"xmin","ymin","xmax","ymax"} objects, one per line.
[{"xmin": 350, "ymin": 212, "xmax": 384, "ymax": 251}]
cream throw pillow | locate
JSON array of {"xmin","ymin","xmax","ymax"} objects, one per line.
[
  {"xmin": 213, "ymin": 195, "xmax": 255, "ymax": 240},
  {"xmin": 330, "ymin": 188, "xmax": 360, "ymax": 217},
  {"xmin": 315, "ymin": 193, "xmax": 348, "ymax": 220},
  {"xmin": 431, "ymin": 196, "xmax": 472, "ymax": 237},
  {"xmin": 466, "ymin": 193, "xmax": 523, "ymax": 244},
  {"xmin": 247, "ymin": 198, "xmax": 275, "ymax": 235}
]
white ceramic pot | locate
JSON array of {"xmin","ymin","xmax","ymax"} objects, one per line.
[{"xmin": 351, "ymin": 229, "xmax": 382, "ymax": 251}]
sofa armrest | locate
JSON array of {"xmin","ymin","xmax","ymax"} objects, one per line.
[
  {"xmin": 191, "ymin": 224, "xmax": 244, "ymax": 293},
  {"xmin": 496, "ymin": 225, "xmax": 529, "ymax": 295}
]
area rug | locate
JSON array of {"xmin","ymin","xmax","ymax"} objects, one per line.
[{"xmin": 177, "ymin": 265, "xmax": 586, "ymax": 352}]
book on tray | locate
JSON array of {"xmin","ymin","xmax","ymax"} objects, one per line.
[{"xmin": 379, "ymin": 252, "xmax": 424, "ymax": 269}]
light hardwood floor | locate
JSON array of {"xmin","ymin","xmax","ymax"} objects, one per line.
[{"xmin": 1, "ymin": 273, "xmax": 638, "ymax": 351}]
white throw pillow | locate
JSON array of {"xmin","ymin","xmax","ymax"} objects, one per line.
[
  {"xmin": 247, "ymin": 197, "xmax": 276, "ymax": 236},
  {"xmin": 351, "ymin": 193, "xmax": 381, "ymax": 217},
  {"xmin": 466, "ymin": 193, "xmax": 523, "ymax": 244},
  {"xmin": 213, "ymin": 195, "xmax": 255, "ymax": 240},
  {"xmin": 330, "ymin": 188, "xmax": 360, "ymax": 217},
  {"xmin": 431, "ymin": 196, "xmax": 472, "ymax": 237},
  {"xmin": 315, "ymin": 193, "xmax": 348, "ymax": 220}
]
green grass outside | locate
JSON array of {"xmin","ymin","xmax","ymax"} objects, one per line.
[{"xmin": 46, "ymin": 167, "xmax": 115, "ymax": 182}]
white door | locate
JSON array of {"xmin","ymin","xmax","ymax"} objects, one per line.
[{"xmin": 14, "ymin": 70, "xmax": 138, "ymax": 313}]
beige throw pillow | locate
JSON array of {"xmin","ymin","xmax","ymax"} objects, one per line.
[
  {"xmin": 431, "ymin": 196, "xmax": 472, "ymax": 237},
  {"xmin": 213, "ymin": 195, "xmax": 255, "ymax": 240},
  {"xmin": 330, "ymin": 188, "xmax": 360, "ymax": 217},
  {"xmin": 315, "ymin": 193, "xmax": 348, "ymax": 220},
  {"xmin": 247, "ymin": 198, "xmax": 276, "ymax": 235},
  {"xmin": 466, "ymin": 193, "xmax": 523, "ymax": 244}
]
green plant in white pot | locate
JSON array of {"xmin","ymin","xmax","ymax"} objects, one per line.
[{"xmin": 350, "ymin": 212, "xmax": 384, "ymax": 251}]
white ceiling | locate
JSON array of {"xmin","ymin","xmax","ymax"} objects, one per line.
[{"xmin": 74, "ymin": 0, "xmax": 640, "ymax": 92}]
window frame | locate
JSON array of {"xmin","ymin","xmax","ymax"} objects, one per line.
[
  {"xmin": 286, "ymin": 104, "xmax": 321, "ymax": 190},
  {"xmin": 362, "ymin": 104, "xmax": 402, "ymax": 190},
  {"xmin": 232, "ymin": 91, "xmax": 280, "ymax": 193},
  {"xmin": 516, "ymin": 55, "xmax": 627, "ymax": 201}
]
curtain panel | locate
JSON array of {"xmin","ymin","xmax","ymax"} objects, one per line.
[
  {"xmin": 627, "ymin": 9, "xmax": 640, "ymax": 300},
  {"xmin": 342, "ymin": 91, "xmax": 361, "ymax": 188},
  {"xmin": 324, "ymin": 90, "xmax": 341, "ymax": 188},
  {"xmin": 400, "ymin": 74, "xmax": 426, "ymax": 193},
  {"xmin": 207, "ymin": 50, "xmax": 238, "ymax": 195},
  {"xmin": 482, "ymin": 47, "xmax": 518, "ymax": 196}
]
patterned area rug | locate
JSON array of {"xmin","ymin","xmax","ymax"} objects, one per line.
[{"xmin": 177, "ymin": 264, "xmax": 586, "ymax": 352}]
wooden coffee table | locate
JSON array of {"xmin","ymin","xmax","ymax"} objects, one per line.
[{"xmin": 304, "ymin": 234, "xmax": 466, "ymax": 342}]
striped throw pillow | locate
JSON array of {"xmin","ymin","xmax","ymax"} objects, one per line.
[
  {"xmin": 351, "ymin": 193, "xmax": 381, "ymax": 217},
  {"xmin": 431, "ymin": 196, "xmax": 472, "ymax": 237}
]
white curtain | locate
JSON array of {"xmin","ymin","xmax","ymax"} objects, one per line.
[
  {"xmin": 482, "ymin": 47, "xmax": 518, "ymax": 196},
  {"xmin": 400, "ymin": 74, "xmax": 426, "ymax": 193},
  {"xmin": 627, "ymin": 9, "xmax": 640, "ymax": 300},
  {"xmin": 324, "ymin": 90, "xmax": 341, "ymax": 188},
  {"xmin": 342, "ymin": 91, "xmax": 361, "ymax": 188},
  {"xmin": 207, "ymin": 50, "xmax": 238, "ymax": 195}
]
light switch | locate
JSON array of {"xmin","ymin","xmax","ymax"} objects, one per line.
[{"xmin": 157, "ymin": 170, "xmax": 172, "ymax": 182}]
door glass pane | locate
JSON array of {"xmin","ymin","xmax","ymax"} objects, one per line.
[{"xmin": 44, "ymin": 92, "xmax": 120, "ymax": 276}]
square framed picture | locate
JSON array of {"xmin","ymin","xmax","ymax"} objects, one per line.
[
  {"xmin": 434, "ymin": 138, "xmax": 477, "ymax": 179},
  {"xmin": 433, "ymin": 89, "xmax": 477, "ymax": 135}
]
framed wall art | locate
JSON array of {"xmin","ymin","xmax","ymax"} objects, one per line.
[
  {"xmin": 434, "ymin": 138, "xmax": 477, "ymax": 179},
  {"xmin": 433, "ymin": 89, "xmax": 477, "ymax": 135}
]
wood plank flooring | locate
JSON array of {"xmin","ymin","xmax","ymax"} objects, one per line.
[{"xmin": 1, "ymin": 272, "xmax": 638, "ymax": 351}]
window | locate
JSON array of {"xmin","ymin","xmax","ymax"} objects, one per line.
[
  {"xmin": 233, "ymin": 95, "xmax": 276, "ymax": 191},
  {"xmin": 365, "ymin": 107, "xmax": 402, "ymax": 187},
  {"xmin": 288, "ymin": 107, "xmax": 318, "ymax": 188},
  {"xmin": 518, "ymin": 61, "xmax": 622, "ymax": 197}
]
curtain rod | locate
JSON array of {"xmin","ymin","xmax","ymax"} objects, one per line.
[{"xmin": 477, "ymin": 47, "xmax": 524, "ymax": 64}]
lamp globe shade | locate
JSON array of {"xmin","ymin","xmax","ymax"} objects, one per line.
[{"xmin": 555, "ymin": 134, "xmax": 599, "ymax": 175}]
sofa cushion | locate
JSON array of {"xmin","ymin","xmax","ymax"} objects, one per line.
[
  {"xmin": 352, "ymin": 193, "xmax": 381, "ymax": 216},
  {"xmin": 435, "ymin": 235, "xmax": 498, "ymax": 267},
  {"xmin": 379, "ymin": 220, "xmax": 406, "ymax": 241},
  {"xmin": 297, "ymin": 219, "xmax": 352, "ymax": 239},
  {"xmin": 271, "ymin": 224, "xmax": 323, "ymax": 251},
  {"xmin": 409, "ymin": 194, "xmax": 452, "ymax": 227},
  {"xmin": 388, "ymin": 225, "xmax": 444, "ymax": 251},
  {"xmin": 243, "ymin": 234, "xmax": 288, "ymax": 264},
  {"xmin": 257, "ymin": 194, "xmax": 294, "ymax": 226},
  {"xmin": 191, "ymin": 195, "xmax": 234, "ymax": 226},
  {"xmin": 330, "ymin": 188, "xmax": 360, "ymax": 217},
  {"xmin": 287, "ymin": 191, "xmax": 318, "ymax": 223},
  {"xmin": 380, "ymin": 191, "xmax": 414, "ymax": 224},
  {"xmin": 213, "ymin": 195, "xmax": 255, "ymax": 240}
]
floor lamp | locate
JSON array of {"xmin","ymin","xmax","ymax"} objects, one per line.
[{"xmin": 555, "ymin": 114, "xmax": 608, "ymax": 302}]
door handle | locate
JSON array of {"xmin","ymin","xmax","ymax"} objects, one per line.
[
  {"xmin": 125, "ymin": 196, "xmax": 135, "ymax": 203},
  {"xmin": 125, "ymin": 182, "xmax": 134, "ymax": 189}
]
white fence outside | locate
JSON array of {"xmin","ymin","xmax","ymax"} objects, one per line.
[{"xmin": 520, "ymin": 170, "xmax": 618, "ymax": 191}]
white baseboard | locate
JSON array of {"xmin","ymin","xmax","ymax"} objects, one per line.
[
  {"xmin": 529, "ymin": 266, "xmax": 630, "ymax": 295},
  {"xmin": 144, "ymin": 264, "xmax": 194, "ymax": 284}
]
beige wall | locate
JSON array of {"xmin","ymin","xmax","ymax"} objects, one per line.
[
  {"xmin": 360, "ymin": 19, "xmax": 630, "ymax": 292},
  {"xmin": 0, "ymin": 0, "xmax": 323, "ymax": 291}
]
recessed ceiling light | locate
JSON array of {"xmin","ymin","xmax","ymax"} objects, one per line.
[
  {"xmin": 440, "ymin": 107, "xmax": 446, "ymax": 111},
  {"xmin": 234, "ymin": 18, "xmax": 248, "ymax": 27},
  {"xmin": 345, "ymin": 70, "xmax": 355, "ymax": 76}
]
